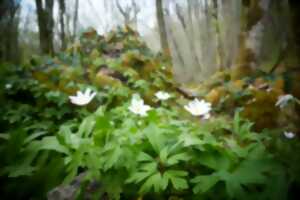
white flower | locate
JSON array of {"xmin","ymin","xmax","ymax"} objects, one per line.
[
  {"xmin": 276, "ymin": 94, "xmax": 294, "ymax": 108},
  {"xmin": 129, "ymin": 97, "xmax": 152, "ymax": 117},
  {"xmin": 69, "ymin": 88, "xmax": 96, "ymax": 106},
  {"xmin": 284, "ymin": 131, "xmax": 295, "ymax": 139},
  {"xmin": 184, "ymin": 98, "xmax": 212, "ymax": 119},
  {"xmin": 5, "ymin": 83, "xmax": 12, "ymax": 89},
  {"xmin": 155, "ymin": 91, "xmax": 171, "ymax": 101}
]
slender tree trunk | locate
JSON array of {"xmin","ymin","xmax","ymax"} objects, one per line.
[
  {"xmin": 212, "ymin": 0, "xmax": 225, "ymax": 69},
  {"xmin": 156, "ymin": 0, "xmax": 169, "ymax": 55},
  {"xmin": 59, "ymin": 0, "xmax": 66, "ymax": 50},
  {"xmin": 73, "ymin": 0, "xmax": 79, "ymax": 42},
  {"xmin": 35, "ymin": 0, "xmax": 54, "ymax": 55}
]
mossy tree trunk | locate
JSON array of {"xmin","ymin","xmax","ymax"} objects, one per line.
[{"xmin": 232, "ymin": 0, "xmax": 292, "ymax": 78}]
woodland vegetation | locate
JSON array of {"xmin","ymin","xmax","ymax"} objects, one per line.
[{"xmin": 0, "ymin": 0, "xmax": 300, "ymax": 200}]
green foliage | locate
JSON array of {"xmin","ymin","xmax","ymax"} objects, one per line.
[
  {"xmin": 8, "ymin": 103, "xmax": 290, "ymax": 199},
  {"xmin": 0, "ymin": 26, "xmax": 299, "ymax": 200}
]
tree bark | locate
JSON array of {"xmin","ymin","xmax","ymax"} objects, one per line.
[
  {"xmin": 212, "ymin": 0, "xmax": 225, "ymax": 69},
  {"xmin": 0, "ymin": 0, "xmax": 20, "ymax": 64},
  {"xmin": 72, "ymin": 0, "xmax": 79, "ymax": 42},
  {"xmin": 156, "ymin": 0, "xmax": 169, "ymax": 55},
  {"xmin": 288, "ymin": 0, "xmax": 300, "ymax": 66},
  {"xmin": 59, "ymin": 0, "xmax": 66, "ymax": 50},
  {"xmin": 35, "ymin": 0, "xmax": 54, "ymax": 55}
]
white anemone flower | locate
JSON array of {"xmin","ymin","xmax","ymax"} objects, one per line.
[
  {"xmin": 69, "ymin": 88, "xmax": 96, "ymax": 106},
  {"xmin": 276, "ymin": 94, "xmax": 294, "ymax": 108},
  {"xmin": 129, "ymin": 97, "xmax": 152, "ymax": 117},
  {"xmin": 284, "ymin": 131, "xmax": 295, "ymax": 139},
  {"xmin": 155, "ymin": 91, "xmax": 171, "ymax": 101},
  {"xmin": 184, "ymin": 98, "xmax": 212, "ymax": 119}
]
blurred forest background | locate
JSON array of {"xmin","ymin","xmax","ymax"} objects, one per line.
[
  {"xmin": 1, "ymin": 1, "xmax": 300, "ymax": 199},
  {"xmin": 1, "ymin": 0, "xmax": 299, "ymax": 82}
]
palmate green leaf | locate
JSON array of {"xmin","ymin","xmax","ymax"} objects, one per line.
[
  {"xmin": 197, "ymin": 151, "xmax": 230, "ymax": 171},
  {"xmin": 219, "ymin": 158, "xmax": 273, "ymax": 199},
  {"xmin": 103, "ymin": 146, "xmax": 122, "ymax": 170},
  {"xmin": 5, "ymin": 164, "xmax": 36, "ymax": 177},
  {"xmin": 27, "ymin": 136, "xmax": 69, "ymax": 154},
  {"xmin": 159, "ymin": 147, "xmax": 169, "ymax": 163},
  {"xmin": 191, "ymin": 173, "xmax": 220, "ymax": 193},
  {"xmin": 24, "ymin": 131, "xmax": 47, "ymax": 145},
  {"xmin": 127, "ymin": 162, "xmax": 157, "ymax": 183},
  {"xmin": 163, "ymin": 170, "xmax": 189, "ymax": 190},
  {"xmin": 137, "ymin": 152, "xmax": 154, "ymax": 162},
  {"xmin": 139, "ymin": 172, "xmax": 166, "ymax": 193},
  {"xmin": 127, "ymin": 171, "xmax": 154, "ymax": 184},
  {"xmin": 166, "ymin": 152, "xmax": 190, "ymax": 166},
  {"xmin": 144, "ymin": 124, "xmax": 165, "ymax": 153},
  {"xmin": 77, "ymin": 115, "xmax": 96, "ymax": 137}
]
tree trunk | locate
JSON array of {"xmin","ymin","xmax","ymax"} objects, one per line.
[
  {"xmin": 35, "ymin": 0, "xmax": 54, "ymax": 55},
  {"xmin": 156, "ymin": 0, "xmax": 169, "ymax": 55},
  {"xmin": 59, "ymin": 0, "xmax": 66, "ymax": 50},
  {"xmin": 287, "ymin": 0, "xmax": 300, "ymax": 66},
  {"xmin": 73, "ymin": 0, "xmax": 79, "ymax": 42},
  {"xmin": 212, "ymin": 0, "xmax": 225, "ymax": 69},
  {"xmin": 233, "ymin": 0, "xmax": 292, "ymax": 77},
  {"xmin": 0, "ymin": 0, "xmax": 20, "ymax": 64}
]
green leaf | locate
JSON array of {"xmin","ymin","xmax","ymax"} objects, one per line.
[
  {"xmin": 137, "ymin": 152, "xmax": 154, "ymax": 162},
  {"xmin": 166, "ymin": 152, "xmax": 190, "ymax": 166},
  {"xmin": 28, "ymin": 136, "xmax": 69, "ymax": 154},
  {"xmin": 24, "ymin": 131, "xmax": 47, "ymax": 144},
  {"xmin": 5, "ymin": 164, "xmax": 36, "ymax": 177},
  {"xmin": 164, "ymin": 170, "xmax": 188, "ymax": 190},
  {"xmin": 144, "ymin": 124, "xmax": 164, "ymax": 153},
  {"xmin": 192, "ymin": 173, "xmax": 220, "ymax": 193},
  {"xmin": 103, "ymin": 146, "xmax": 122, "ymax": 170},
  {"xmin": 139, "ymin": 173, "xmax": 163, "ymax": 193},
  {"xmin": 77, "ymin": 115, "xmax": 96, "ymax": 137},
  {"xmin": 127, "ymin": 171, "xmax": 153, "ymax": 184},
  {"xmin": 197, "ymin": 151, "xmax": 230, "ymax": 170},
  {"xmin": 159, "ymin": 147, "xmax": 169, "ymax": 163},
  {"xmin": 0, "ymin": 133, "xmax": 10, "ymax": 140}
]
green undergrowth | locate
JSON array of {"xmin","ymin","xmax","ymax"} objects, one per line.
[{"xmin": 0, "ymin": 26, "xmax": 299, "ymax": 199}]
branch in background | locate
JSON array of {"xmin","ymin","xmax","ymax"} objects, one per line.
[
  {"xmin": 116, "ymin": 0, "xmax": 131, "ymax": 25},
  {"xmin": 175, "ymin": 2, "xmax": 202, "ymax": 71}
]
